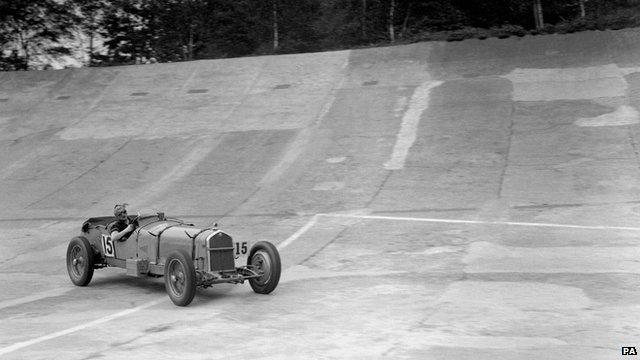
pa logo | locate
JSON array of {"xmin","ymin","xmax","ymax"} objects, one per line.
[{"xmin": 623, "ymin": 347, "xmax": 638, "ymax": 356}]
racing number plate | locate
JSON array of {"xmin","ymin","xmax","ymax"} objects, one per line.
[{"xmin": 101, "ymin": 234, "xmax": 115, "ymax": 258}]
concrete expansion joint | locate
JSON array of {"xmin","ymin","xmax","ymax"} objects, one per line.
[
  {"xmin": 496, "ymin": 102, "xmax": 516, "ymax": 199},
  {"xmin": 627, "ymin": 129, "xmax": 640, "ymax": 171},
  {"xmin": 365, "ymin": 170, "xmax": 393, "ymax": 208}
]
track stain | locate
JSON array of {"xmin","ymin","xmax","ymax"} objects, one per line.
[{"xmin": 144, "ymin": 325, "xmax": 173, "ymax": 333}]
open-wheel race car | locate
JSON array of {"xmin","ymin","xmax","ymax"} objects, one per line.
[{"xmin": 66, "ymin": 212, "xmax": 281, "ymax": 306}]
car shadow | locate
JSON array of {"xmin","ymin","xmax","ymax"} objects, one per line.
[
  {"xmin": 88, "ymin": 274, "xmax": 166, "ymax": 294},
  {"xmin": 85, "ymin": 273, "xmax": 282, "ymax": 307}
]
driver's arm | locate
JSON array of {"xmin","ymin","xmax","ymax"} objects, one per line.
[{"xmin": 111, "ymin": 224, "xmax": 134, "ymax": 242}]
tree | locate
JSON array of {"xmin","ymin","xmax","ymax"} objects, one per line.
[
  {"xmin": 533, "ymin": 0, "xmax": 544, "ymax": 29},
  {"xmin": 0, "ymin": 0, "xmax": 77, "ymax": 70},
  {"xmin": 71, "ymin": 0, "xmax": 110, "ymax": 66},
  {"xmin": 388, "ymin": 0, "xmax": 395, "ymax": 42},
  {"xmin": 4, "ymin": 0, "xmax": 636, "ymax": 71},
  {"xmin": 361, "ymin": 0, "xmax": 367, "ymax": 39},
  {"xmin": 190, "ymin": 0, "xmax": 262, "ymax": 58},
  {"xmin": 98, "ymin": 0, "xmax": 150, "ymax": 64},
  {"xmin": 272, "ymin": 0, "xmax": 279, "ymax": 51},
  {"xmin": 399, "ymin": 0, "xmax": 412, "ymax": 39},
  {"xmin": 250, "ymin": 0, "xmax": 321, "ymax": 54},
  {"xmin": 97, "ymin": 0, "xmax": 267, "ymax": 63}
]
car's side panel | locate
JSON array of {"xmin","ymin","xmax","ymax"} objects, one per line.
[
  {"xmin": 113, "ymin": 231, "xmax": 138, "ymax": 260},
  {"xmin": 138, "ymin": 221, "xmax": 185, "ymax": 264},
  {"xmin": 133, "ymin": 222, "xmax": 201, "ymax": 266},
  {"xmin": 136, "ymin": 227, "xmax": 159, "ymax": 264},
  {"xmin": 156, "ymin": 226, "xmax": 200, "ymax": 265}
]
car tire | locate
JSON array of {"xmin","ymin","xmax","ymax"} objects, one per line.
[
  {"xmin": 164, "ymin": 250, "xmax": 196, "ymax": 306},
  {"xmin": 66, "ymin": 236, "xmax": 95, "ymax": 286},
  {"xmin": 247, "ymin": 241, "xmax": 281, "ymax": 294}
]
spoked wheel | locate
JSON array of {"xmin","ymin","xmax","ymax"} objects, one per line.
[
  {"xmin": 247, "ymin": 241, "xmax": 281, "ymax": 294},
  {"xmin": 66, "ymin": 236, "xmax": 95, "ymax": 286},
  {"xmin": 164, "ymin": 250, "xmax": 196, "ymax": 306}
]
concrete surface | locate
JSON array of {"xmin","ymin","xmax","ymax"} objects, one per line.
[{"xmin": 2, "ymin": 28, "xmax": 640, "ymax": 359}]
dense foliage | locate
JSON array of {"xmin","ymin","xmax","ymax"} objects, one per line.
[
  {"xmin": 1, "ymin": 0, "xmax": 639, "ymax": 69},
  {"xmin": 0, "ymin": 0, "xmax": 78, "ymax": 70}
]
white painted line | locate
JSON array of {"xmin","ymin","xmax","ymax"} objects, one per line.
[
  {"xmin": 277, "ymin": 214, "xmax": 320, "ymax": 250},
  {"xmin": 0, "ymin": 288, "xmax": 71, "ymax": 311},
  {"xmin": 384, "ymin": 80, "xmax": 443, "ymax": 170},
  {"xmin": 0, "ymin": 298, "xmax": 165, "ymax": 356},
  {"xmin": 276, "ymin": 212, "xmax": 639, "ymax": 253},
  {"xmin": 325, "ymin": 213, "xmax": 640, "ymax": 231}
]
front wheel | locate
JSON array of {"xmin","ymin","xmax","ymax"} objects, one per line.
[
  {"xmin": 247, "ymin": 241, "xmax": 281, "ymax": 294},
  {"xmin": 164, "ymin": 250, "xmax": 197, "ymax": 306},
  {"xmin": 66, "ymin": 236, "xmax": 95, "ymax": 286}
]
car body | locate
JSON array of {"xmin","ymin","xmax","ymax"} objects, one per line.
[{"xmin": 66, "ymin": 212, "xmax": 280, "ymax": 306}]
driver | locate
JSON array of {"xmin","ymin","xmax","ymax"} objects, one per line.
[{"xmin": 109, "ymin": 203, "xmax": 137, "ymax": 242}]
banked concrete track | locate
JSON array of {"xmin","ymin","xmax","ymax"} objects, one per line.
[{"xmin": 2, "ymin": 29, "xmax": 640, "ymax": 359}]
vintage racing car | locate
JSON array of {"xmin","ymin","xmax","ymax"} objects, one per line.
[{"xmin": 66, "ymin": 212, "xmax": 281, "ymax": 306}]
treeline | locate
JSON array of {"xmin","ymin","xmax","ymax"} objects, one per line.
[{"xmin": 1, "ymin": 0, "xmax": 640, "ymax": 70}]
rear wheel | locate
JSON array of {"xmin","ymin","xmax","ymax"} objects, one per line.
[
  {"xmin": 66, "ymin": 236, "xmax": 95, "ymax": 286},
  {"xmin": 247, "ymin": 241, "xmax": 281, "ymax": 294},
  {"xmin": 164, "ymin": 250, "xmax": 196, "ymax": 306}
]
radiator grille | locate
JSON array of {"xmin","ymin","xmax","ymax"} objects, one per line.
[{"xmin": 208, "ymin": 232, "xmax": 235, "ymax": 272}]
